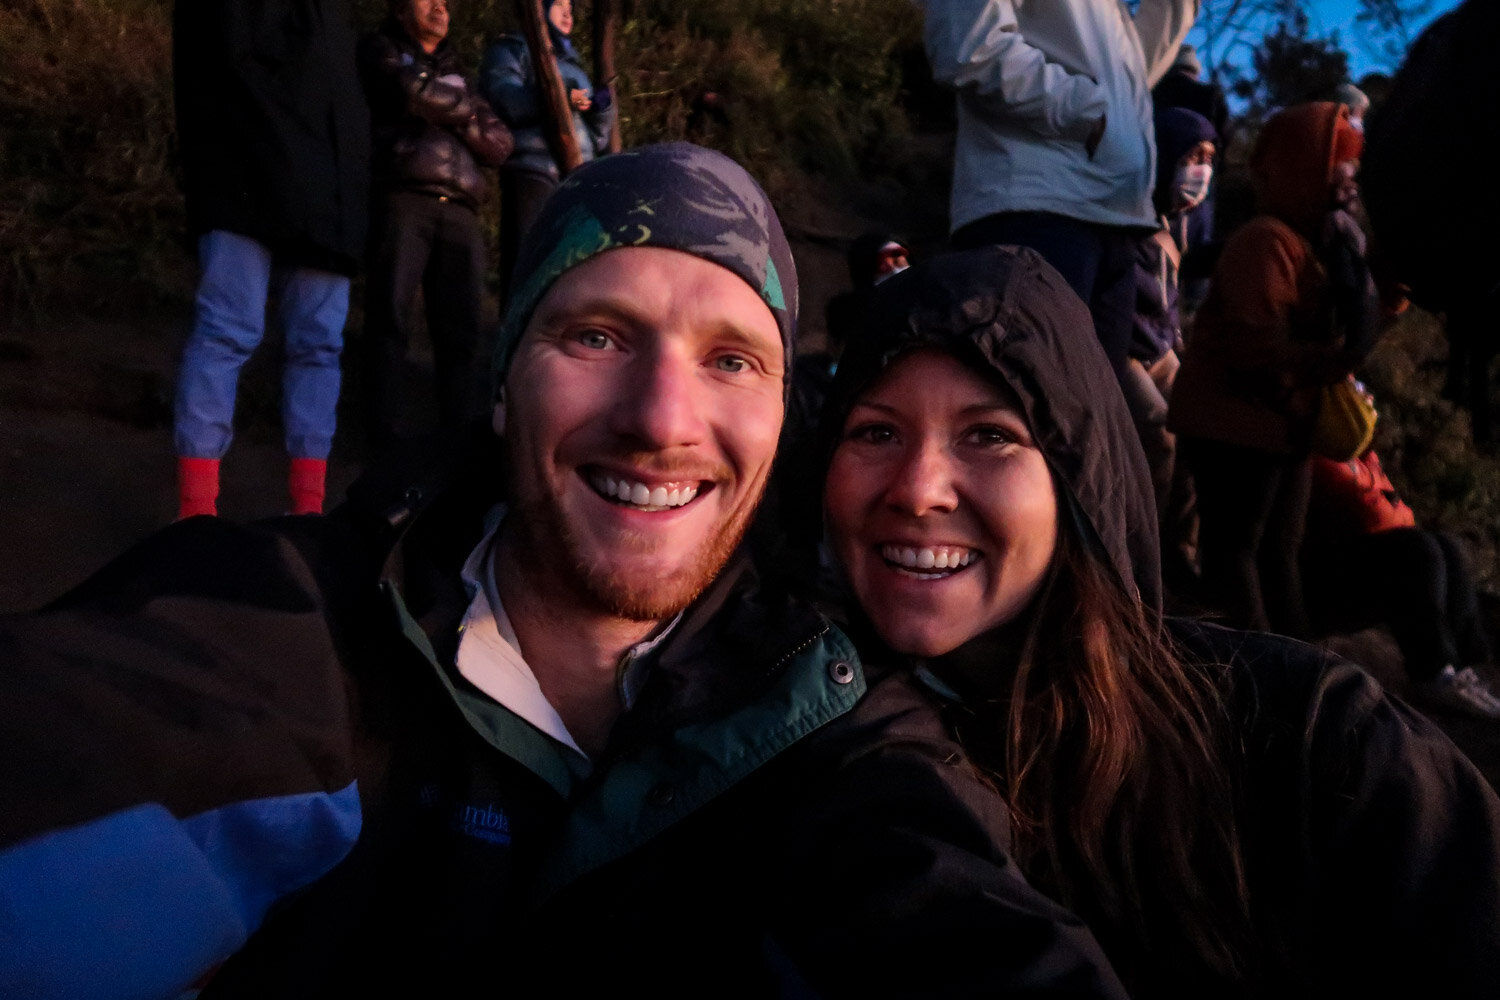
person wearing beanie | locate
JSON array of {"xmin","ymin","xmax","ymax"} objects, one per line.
[
  {"xmin": 481, "ymin": 0, "xmax": 616, "ymax": 300},
  {"xmin": 1170, "ymin": 102, "xmax": 1385, "ymax": 637},
  {"xmin": 2, "ymin": 143, "xmax": 1131, "ymax": 998}
]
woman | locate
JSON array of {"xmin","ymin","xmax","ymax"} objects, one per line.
[
  {"xmin": 819, "ymin": 245, "xmax": 1500, "ymax": 997},
  {"xmin": 481, "ymin": 0, "xmax": 615, "ymax": 297}
]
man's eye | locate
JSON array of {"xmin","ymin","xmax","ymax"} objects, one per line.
[
  {"xmin": 577, "ymin": 329, "xmax": 612, "ymax": 350},
  {"xmin": 714, "ymin": 355, "xmax": 750, "ymax": 373}
]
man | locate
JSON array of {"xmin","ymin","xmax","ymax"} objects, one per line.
[
  {"xmin": 2, "ymin": 145, "xmax": 1127, "ymax": 998},
  {"xmin": 359, "ymin": 0, "xmax": 513, "ymax": 452},
  {"xmin": 922, "ymin": 0, "xmax": 1196, "ymax": 378},
  {"xmin": 171, "ymin": 0, "xmax": 369, "ymax": 517}
]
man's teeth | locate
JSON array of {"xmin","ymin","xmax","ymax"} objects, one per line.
[
  {"xmin": 591, "ymin": 472, "xmax": 700, "ymax": 510},
  {"xmin": 881, "ymin": 545, "xmax": 977, "ymax": 572}
]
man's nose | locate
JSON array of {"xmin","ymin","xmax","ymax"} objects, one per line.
[
  {"xmin": 610, "ymin": 349, "xmax": 709, "ymax": 449},
  {"xmin": 884, "ymin": 438, "xmax": 959, "ymax": 516}
]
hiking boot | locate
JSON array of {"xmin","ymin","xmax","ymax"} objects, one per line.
[{"xmin": 1413, "ymin": 665, "xmax": 1500, "ymax": 720}]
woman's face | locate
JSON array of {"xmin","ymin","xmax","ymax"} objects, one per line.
[
  {"xmin": 548, "ymin": 0, "xmax": 573, "ymax": 35},
  {"xmin": 825, "ymin": 349, "xmax": 1058, "ymax": 658}
]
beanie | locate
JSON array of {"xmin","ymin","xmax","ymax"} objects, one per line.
[{"xmin": 494, "ymin": 142, "xmax": 798, "ymax": 391}]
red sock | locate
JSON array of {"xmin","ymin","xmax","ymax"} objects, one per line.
[
  {"xmin": 177, "ymin": 457, "xmax": 220, "ymax": 519},
  {"xmin": 289, "ymin": 457, "xmax": 327, "ymax": 515}
]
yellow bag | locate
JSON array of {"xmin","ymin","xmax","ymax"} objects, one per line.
[{"xmin": 1311, "ymin": 375, "xmax": 1377, "ymax": 461}]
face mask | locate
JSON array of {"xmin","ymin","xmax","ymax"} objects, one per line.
[{"xmin": 1174, "ymin": 163, "xmax": 1212, "ymax": 210}]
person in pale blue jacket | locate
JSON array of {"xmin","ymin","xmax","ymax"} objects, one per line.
[
  {"xmin": 481, "ymin": 0, "xmax": 615, "ymax": 297},
  {"xmin": 920, "ymin": 0, "xmax": 1196, "ymax": 379}
]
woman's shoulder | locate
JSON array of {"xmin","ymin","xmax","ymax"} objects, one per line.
[
  {"xmin": 1167, "ymin": 616, "xmax": 1500, "ymax": 993},
  {"xmin": 1167, "ymin": 616, "xmax": 1395, "ymax": 743}
]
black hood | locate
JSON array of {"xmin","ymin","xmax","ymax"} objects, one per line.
[{"xmin": 824, "ymin": 245, "xmax": 1162, "ymax": 612}]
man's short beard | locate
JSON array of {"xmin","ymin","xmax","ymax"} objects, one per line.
[{"xmin": 515, "ymin": 491, "xmax": 760, "ymax": 622}]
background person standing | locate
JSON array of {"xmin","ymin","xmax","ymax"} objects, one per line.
[
  {"xmin": 359, "ymin": 0, "xmax": 513, "ymax": 452},
  {"xmin": 922, "ymin": 0, "xmax": 1197, "ymax": 378},
  {"xmin": 172, "ymin": 0, "xmax": 369, "ymax": 518},
  {"xmin": 481, "ymin": 0, "xmax": 615, "ymax": 300}
]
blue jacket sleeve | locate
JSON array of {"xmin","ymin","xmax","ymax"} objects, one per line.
[{"xmin": 0, "ymin": 517, "xmax": 368, "ymax": 999}]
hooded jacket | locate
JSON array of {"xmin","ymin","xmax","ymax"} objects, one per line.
[
  {"xmin": 1169, "ymin": 102, "xmax": 1372, "ymax": 454},
  {"xmin": 1131, "ymin": 106, "xmax": 1218, "ymax": 364},
  {"xmin": 823, "ymin": 245, "xmax": 1500, "ymax": 997},
  {"xmin": 921, "ymin": 0, "xmax": 1198, "ymax": 232}
]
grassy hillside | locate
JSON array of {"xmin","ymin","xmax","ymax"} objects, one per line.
[{"xmin": 0, "ymin": 0, "xmax": 926, "ymax": 323}]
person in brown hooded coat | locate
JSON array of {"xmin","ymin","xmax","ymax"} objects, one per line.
[{"xmin": 1169, "ymin": 101, "xmax": 1379, "ymax": 637}]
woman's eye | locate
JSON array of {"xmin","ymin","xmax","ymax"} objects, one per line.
[
  {"xmin": 966, "ymin": 425, "xmax": 1015, "ymax": 447},
  {"xmin": 846, "ymin": 423, "xmax": 895, "ymax": 445}
]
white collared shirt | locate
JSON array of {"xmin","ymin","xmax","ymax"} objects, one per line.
[{"xmin": 454, "ymin": 506, "xmax": 681, "ymax": 764}]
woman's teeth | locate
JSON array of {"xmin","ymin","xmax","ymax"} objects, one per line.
[
  {"xmin": 881, "ymin": 545, "xmax": 977, "ymax": 574},
  {"xmin": 590, "ymin": 472, "xmax": 700, "ymax": 511}
]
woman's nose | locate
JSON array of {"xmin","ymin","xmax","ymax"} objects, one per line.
[{"xmin": 884, "ymin": 439, "xmax": 958, "ymax": 516}]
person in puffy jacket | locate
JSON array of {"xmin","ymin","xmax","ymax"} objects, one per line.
[
  {"xmin": 359, "ymin": 0, "xmax": 514, "ymax": 452},
  {"xmin": 481, "ymin": 0, "xmax": 615, "ymax": 298}
]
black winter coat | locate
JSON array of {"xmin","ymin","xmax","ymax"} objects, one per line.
[
  {"xmin": 826, "ymin": 246, "xmax": 1500, "ymax": 997},
  {"xmin": 359, "ymin": 20, "xmax": 513, "ymax": 210},
  {"xmin": 172, "ymin": 0, "xmax": 370, "ymax": 275}
]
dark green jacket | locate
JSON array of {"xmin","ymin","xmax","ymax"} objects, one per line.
[{"xmin": 193, "ymin": 430, "xmax": 1126, "ymax": 997}]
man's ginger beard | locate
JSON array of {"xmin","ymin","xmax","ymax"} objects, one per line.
[{"xmin": 511, "ymin": 457, "xmax": 765, "ymax": 622}]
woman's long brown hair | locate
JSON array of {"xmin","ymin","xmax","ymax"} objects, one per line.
[{"xmin": 989, "ymin": 519, "xmax": 1258, "ymax": 992}]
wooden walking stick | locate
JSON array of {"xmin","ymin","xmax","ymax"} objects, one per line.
[
  {"xmin": 515, "ymin": 0, "xmax": 583, "ymax": 174},
  {"xmin": 592, "ymin": 0, "xmax": 622, "ymax": 153}
]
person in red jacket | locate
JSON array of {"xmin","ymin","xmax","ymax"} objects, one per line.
[{"xmin": 1304, "ymin": 446, "xmax": 1500, "ymax": 719}]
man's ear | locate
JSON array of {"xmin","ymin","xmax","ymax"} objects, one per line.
[{"xmin": 492, "ymin": 394, "xmax": 506, "ymax": 437}]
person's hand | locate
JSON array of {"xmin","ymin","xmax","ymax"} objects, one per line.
[{"xmin": 569, "ymin": 88, "xmax": 592, "ymax": 111}]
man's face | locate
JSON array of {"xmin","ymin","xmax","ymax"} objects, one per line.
[
  {"xmin": 499, "ymin": 247, "xmax": 785, "ymax": 622},
  {"xmin": 400, "ymin": 0, "xmax": 449, "ymax": 50}
]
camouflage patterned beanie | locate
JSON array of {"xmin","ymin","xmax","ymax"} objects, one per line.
[{"xmin": 494, "ymin": 142, "xmax": 798, "ymax": 391}]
